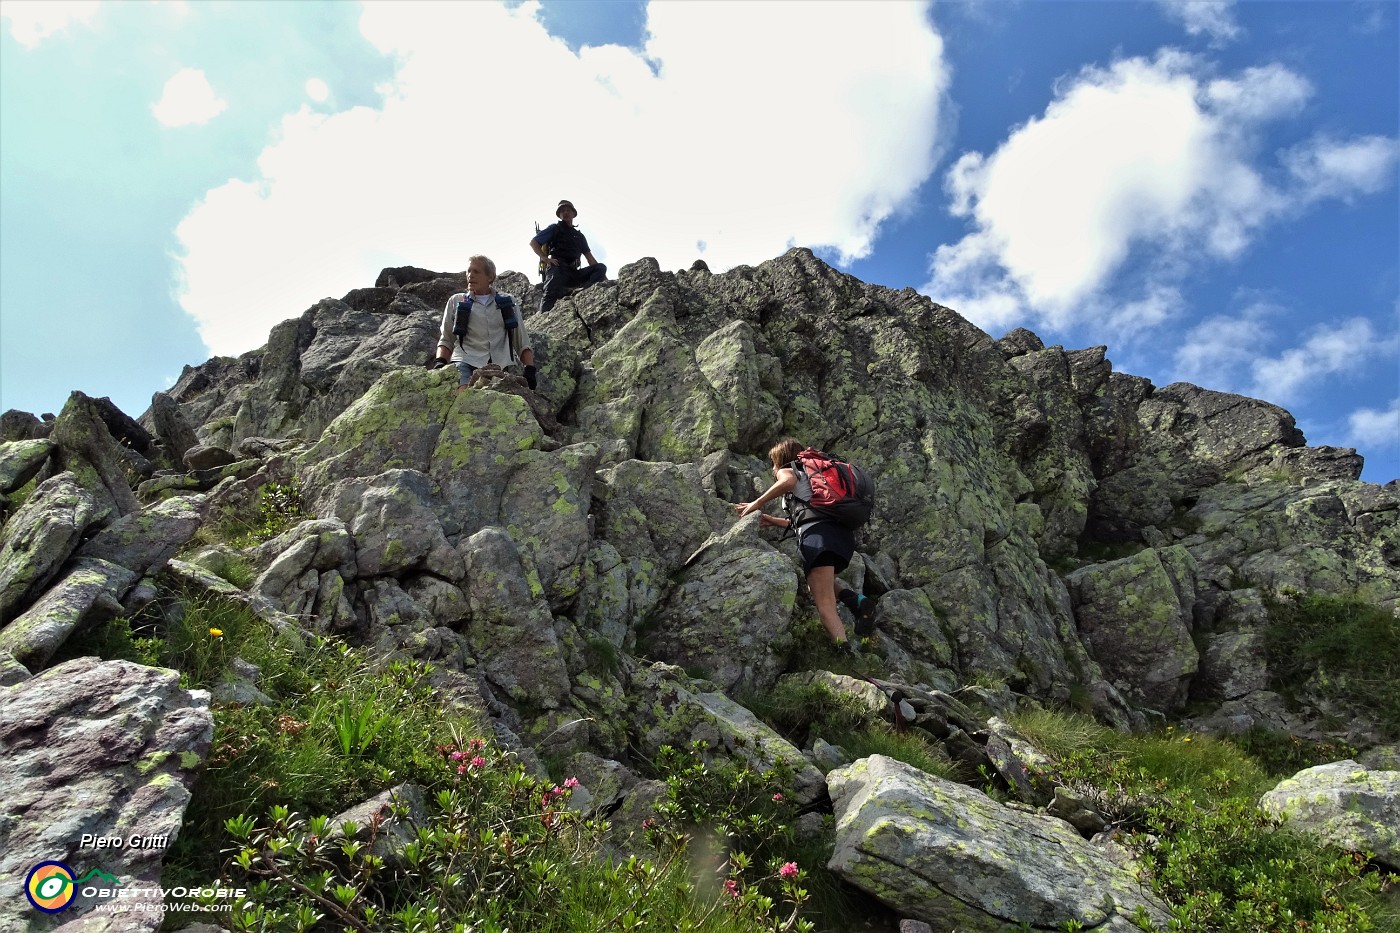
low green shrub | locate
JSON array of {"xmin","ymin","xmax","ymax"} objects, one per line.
[
  {"xmin": 197, "ymin": 480, "xmax": 313, "ymax": 550},
  {"xmin": 167, "ymin": 639, "xmax": 470, "ymax": 888},
  {"xmin": 1262, "ymin": 592, "xmax": 1400, "ymax": 738},
  {"xmin": 51, "ymin": 615, "xmax": 164, "ymax": 669},
  {"xmin": 209, "ymin": 553, "xmax": 257, "ymax": 589},
  {"xmin": 1234, "ymin": 726, "xmax": 1358, "ymax": 777},
  {"xmin": 1006, "ymin": 708, "xmax": 1398, "ymax": 931},
  {"xmin": 220, "ymin": 739, "xmax": 810, "ymax": 932}
]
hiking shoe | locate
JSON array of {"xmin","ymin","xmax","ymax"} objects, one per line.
[{"xmin": 853, "ymin": 595, "xmax": 878, "ymax": 637}]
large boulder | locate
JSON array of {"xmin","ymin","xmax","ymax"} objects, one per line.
[
  {"xmin": 0, "ymin": 472, "xmax": 101, "ymax": 624},
  {"xmin": 569, "ymin": 289, "xmax": 731, "ymax": 464},
  {"xmin": 641, "ymin": 516, "xmax": 798, "ymax": 694},
  {"xmin": 75, "ymin": 494, "xmax": 203, "ymax": 577},
  {"xmin": 0, "ymin": 439, "xmax": 52, "ymax": 495},
  {"xmin": 827, "ymin": 755, "xmax": 1171, "ymax": 932},
  {"xmin": 1066, "ymin": 546, "xmax": 1199, "ymax": 713},
  {"xmin": 0, "ymin": 658, "xmax": 213, "ymax": 931},
  {"xmin": 460, "ymin": 526, "xmax": 571, "ymax": 711},
  {"xmin": 46, "ymin": 392, "xmax": 141, "ymax": 522},
  {"xmin": 1182, "ymin": 479, "xmax": 1400, "ymax": 612},
  {"xmin": 0, "ymin": 559, "xmax": 137, "ymax": 671},
  {"xmin": 1259, "ymin": 760, "xmax": 1400, "ymax": 870},
  {"xmin": 149, "ymin": 390, "xmax": 202, "ymax": 469},
  {"xmin": 629, "ymin": 662, "xmax": 825, "ymax": 806},
  {"xmin": 317, "ymin": 471, "xmax": 458, "ymax": 581}
]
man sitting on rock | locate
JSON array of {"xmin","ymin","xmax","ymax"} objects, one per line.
[
  {"xmin": 530, "ymin": 199, "xmax": 608, "ymax": 314},
  {"xmin": 433, "ymin": 254, "xmax": 536, "ymax": 391}
]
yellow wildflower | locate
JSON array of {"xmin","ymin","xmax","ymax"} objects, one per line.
[{"xmin": 209, "ymin": 627, "xmax": 224, "ymax": 638}]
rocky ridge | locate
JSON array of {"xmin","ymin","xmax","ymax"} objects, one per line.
[{"xmin": 1, "ymin": 248, "xmax": 1396, "ymax": 931}]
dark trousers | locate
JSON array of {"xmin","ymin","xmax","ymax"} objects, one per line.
[{"xmin": 541, "ymin": 262, "xmax": 608, "ymax": 313}]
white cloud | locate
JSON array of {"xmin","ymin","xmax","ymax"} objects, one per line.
[
  {"xmin": 1284, "ymin": 135, "xmax": 1400, "ymax": 203},
  {"xmin": 1157, "ymin": 0, "xmax": 1241, "ymax": 44},
  {"xmin": 1173, "ymin": 302, "xmax": 1275, "ymax": 389},
  {"xmin": 1347, "ymin": 398, "xmax": 1400, "ymax": 450},
  {"xmin": 1248, "ymin": 318, "xmax": 1386, "ymax": 402},
  {"xmin": 1177, "ymin": 308, "xmax": 1392, "ymax": 405},
  {"xmin": 305, "ymin": 78, "xmax": 330, "ymax": 103},
  {"xmin": 173, "ymin": 0, "xmax": 950, "ymax": 357},
  {"xmin": 1, "ymin": 0, "xmax": 100, "ymax": 48},
  {"xmin": 925, "ymin": 51, "xmax": 1397, "ymax": 338},
  {"xmin": 151, "ymin": 67, "xmax": 227, "ymax": 127}
]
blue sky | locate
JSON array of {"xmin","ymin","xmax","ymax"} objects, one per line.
[{"xmin": 1, "ymin": 0, "xmax": 1396, "ymax": 482}]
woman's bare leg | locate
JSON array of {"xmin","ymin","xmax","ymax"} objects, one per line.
[{"xmin": 806, "ymin": 565, "xmax": 848, "ymax": 644}]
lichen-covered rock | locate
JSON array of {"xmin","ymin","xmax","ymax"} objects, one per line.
[
  {"xmin": 1005, "ymin": 346, "xmax": 1097, "ymax": 559},
  {"xmin": 1, "ymin": 409, "xmax": 51, "ymax": 442},
  {"xmin": 1066, "ymin": 546, "xmax": 1199, "ymax": 712},
  {"xmin": 183, "ymin": 444, "xmax": 236, "ymax": 472},
  {"xmin": 570, "ymin": 289, "xmax": 730, "ymax": 463},
  {"xmin": 75, "ymin": 494, "xmax": 203, "ymax": 577},
  {"xmin": 629, "ymin": 662, "xmax": 825, "ymax": 806},
  {"xmin": 498, "ymin": 443, "xmax": 598, "ymax": 609},
  {"xmin": 694, "ymin": 319, "xmax": 784, "ymax": 451},
  {"xmin": 460, "ymin": 527, "xmax": 571, "ymax": 710},
  {"xmin": 0, "ymin": 658, "xmax": 213, "ymax": 931},
  {"xmin": 827, "ymin": 755, "xmax": 1170, "ymax": 932},
  {"xmin": 866, "ymin": 588, "xmax": 956, "ymax": 685},
  {"xmin": 0, "ymin": 438, "xmax": 52, "ymax": 495},
  {"xmin": 250, "ymin": 519, "xmax": 356, "ymax": 619},
  {"xmin": 47, "ymin": 391, "xmax": 142, "ymax": 522},
  {"xmin": 1259, "ymin": 760, "xmax": 1400, "ymax": 870},
  {"xmin": 318, "ymin": 470, "xmax": 458, "ymax": 580},
  {"xmin": 150, "ymin": 390, "xmax": 202, "ymax": 470},
  {"xmin": 0, "ymin": 559, "xmax": 136, "ymax": 671},
  {"xmin": 0, "ymin": 472, "xmax": 101, "ymax": 624},
  {"xmin": 642, "ymin": 516, "xmax": 798, "ymax": 693},
  {"xmin": 1180, "ymin": 478, "xmax": 1399, "ymax": 612}
]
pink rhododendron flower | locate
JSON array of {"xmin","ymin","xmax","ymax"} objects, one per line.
[
  {"xmin": 723, "ymin": 879, "xmax": 740, "ymax": 898},
  {"xmin": 778, "ymin": 861, "xmax": 799, "ymax": 880}
]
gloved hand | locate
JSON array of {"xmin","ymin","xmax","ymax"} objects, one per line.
[
  {"xmin": 523, "ymin": 365, "xmax": 537, "ymax": 390},
  {"xmin": 430, "ymin": 357, "xmax": 449, "ymax": 370}
]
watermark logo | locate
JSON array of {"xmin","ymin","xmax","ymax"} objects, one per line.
[
  {"xmin": 26, "ymin": 862, "xmax": 70, "ymax": 913},
  {"xmin": 25, "ymin": 863, "xmax": 123, "ymax": 914}
]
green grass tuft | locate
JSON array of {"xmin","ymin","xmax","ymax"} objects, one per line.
[
  {"xmin": 1262, "ymin": 592, "xmax": 1400, "ymax": 738},
  {"xmin": 1006, "ymin": 707, "xmax": 1398, "ymax": 931}
]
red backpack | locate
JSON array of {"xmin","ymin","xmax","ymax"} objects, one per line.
[{"xmin": 785, "ymin": 447, "xmax": 875, "ymax": 529}]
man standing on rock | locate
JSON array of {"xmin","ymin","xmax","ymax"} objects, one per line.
[{"xmin": 530, "ymin": 199, "xmax": 608, "ymax": 314}]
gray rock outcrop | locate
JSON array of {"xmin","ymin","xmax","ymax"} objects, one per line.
[
  {"xmin": 1259, "ymin": 760, "xmax": 1400, "ymax": 870},
  {"xmin": 827, "ymin": 754, "xmax": 1171, "ymax": 931},
  {"xmin": 0, "ymin": 472, "xmax": 102, "ymax": 625},
  {"xmin": 0, "ymin": 658, "xmax": 213, "ymax": 932},
  {"xmin": 1, "ymin": 248, "xmax": 1396, "ymax": 930}
]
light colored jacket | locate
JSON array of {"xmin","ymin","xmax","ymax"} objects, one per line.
[{"xmin": 437, "ymin": 291, "xmax": 531, "ymax": 367}]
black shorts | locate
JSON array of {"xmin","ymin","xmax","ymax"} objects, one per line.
[{"xmin": 797, "ymin": 521, "xmax": 855, "ymax": 575}]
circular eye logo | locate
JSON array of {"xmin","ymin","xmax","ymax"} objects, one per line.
[{"xmin": 26, "ymin": 861, "xmax": 77, "ymax": 913}]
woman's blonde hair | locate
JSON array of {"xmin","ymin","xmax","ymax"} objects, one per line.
[
  {"xmin": 768, "ymin": 437, "xmax": 804, "ymax": 470},
  {"xmin": 467, "ymin": 255, "xmax": 497, "ymax": 280}
]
